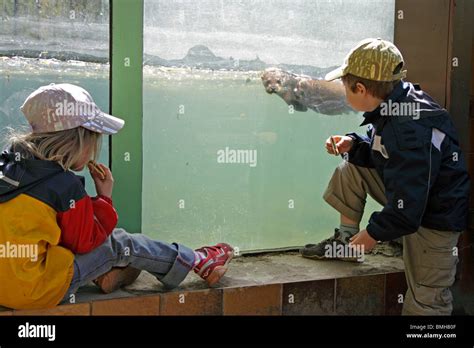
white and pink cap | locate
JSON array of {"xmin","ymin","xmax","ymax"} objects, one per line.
[{"xmin": 20, "ymin": 83, "xmax": 125, "ymax": 135}]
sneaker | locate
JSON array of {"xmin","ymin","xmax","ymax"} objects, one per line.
[
  {"xmin": 300, "ymin": 229, "xmax": 360, "ymax": 262},
  {"xmin": 93, "ymin": 266, "xmax": 142, "ymax": 294},
  {"xmin": 194, "ymin": 243, "xmax": 234, "ymax": 286}
]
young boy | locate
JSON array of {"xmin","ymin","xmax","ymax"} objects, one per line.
[{"xmin": 300, "ymin": 38, "xmax": 470, "ymax": 315}]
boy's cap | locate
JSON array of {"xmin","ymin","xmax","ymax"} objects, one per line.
[
  {"xmin": 20, "ymin": 83, "xmax": 125, "ymax": 135},
  {"xmin": 325, "ymin": 38, "xmax": 407, "ymax": 82}
]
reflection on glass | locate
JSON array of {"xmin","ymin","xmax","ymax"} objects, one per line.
[
  {"xmin": 142, "ymin": 0, "xmax": 395, "ymax": 251},
  {"xmin": 0, "ymin": 0, "xmax": 110, "ymax": 195}
]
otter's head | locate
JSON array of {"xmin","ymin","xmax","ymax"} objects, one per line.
[{"xmin": 261, "ymin": 68, "xmax": 288, "ymax": 94}]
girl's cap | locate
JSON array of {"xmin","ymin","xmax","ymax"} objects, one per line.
[{"xmin": 20, "ymin": 83, "xmax": 125, "ymax": 135}]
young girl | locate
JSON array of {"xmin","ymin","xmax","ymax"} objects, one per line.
[{"xmin": 0, "ymin": 83, "xmax": 233, "ymax": 309}]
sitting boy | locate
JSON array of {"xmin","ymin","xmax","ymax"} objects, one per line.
[{"xmin": 301, "ymin": 38, "xmax": 470, "ymax": 315}]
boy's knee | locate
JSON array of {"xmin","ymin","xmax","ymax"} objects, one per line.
[
  {"xmin": 326, "ymin": 161, "xmax": 364, "ymax": 196},
  {"xmin": 333, "ymin": 160, "xmax": 352, "ymax": 175},
  {"xmin": 330, "ymin": 161, "xmax": 362, "ymax": 184},
  {"xmin": 338, "ymin": 160, "xmax": 371, "ymax": 176}
]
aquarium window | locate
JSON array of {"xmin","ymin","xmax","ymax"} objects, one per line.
[
  {"xmin": 142, "ymin": 0, "xmax": 395, "ymax": 251},
  {"xmin": 1, "ymin": 0, "xmax": 396, "ymax": 251}
]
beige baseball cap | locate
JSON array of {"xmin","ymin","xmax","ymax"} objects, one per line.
[
  {"xmin": 325, "ymin": 38, "xmax": 407, "ymax": 82},
  {"xmin": 20, "ymin": 83, "xmax": 125, "ymax": 135}
]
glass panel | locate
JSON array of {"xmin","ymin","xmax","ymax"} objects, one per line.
[
  {"xmin": 143, "ymin": 0, "xmax": 395, "ymax": 251},
  {"xmin": 0, "ymin": 0, "xmax": 110, "ymax": 195}
]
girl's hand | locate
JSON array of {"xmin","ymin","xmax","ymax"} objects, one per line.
[
  {"xmin": 325, "ymin": 135, "xmax": 353, "ymax": 155},
  {"xmin": 90, "ymin": 163, "xmax": 114, "ymax": 198}
]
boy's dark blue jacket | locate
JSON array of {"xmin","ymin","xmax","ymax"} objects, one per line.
[{"xmin": 347, "ymin": 81, "xmax": 470, "ymax": 241}]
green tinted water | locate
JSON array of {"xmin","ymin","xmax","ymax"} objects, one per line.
[{"xmin": 142, "ymin": 68, "xmax": 379, "ymax": 251}]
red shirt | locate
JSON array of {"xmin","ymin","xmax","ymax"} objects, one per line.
[{"xmin": 57, "ymin": 195, "xmax": 118, "ymax": 254}]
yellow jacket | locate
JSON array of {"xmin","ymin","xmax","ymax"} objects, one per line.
[{"xmin": 0, "ymin": 194, "xmax": 74, "ymax": 309}]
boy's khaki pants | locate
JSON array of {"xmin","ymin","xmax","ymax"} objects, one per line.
[{"xmin": 323, "ymin": 161, "xmax": 460, "ymax": 315}]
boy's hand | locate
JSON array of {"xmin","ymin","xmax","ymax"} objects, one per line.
[
  {"xmin": 349, "ymin": 229, "xmax": 377, "ymax": 253},
  {"xmin": 325, "ymin": 135, "xmax": 353, "ymax": 155},
  {"xmin": 90, "ymin": 163, "xmax": 114, "ymax": 198}
]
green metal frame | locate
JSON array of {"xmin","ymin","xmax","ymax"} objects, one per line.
[{"xmin": 110, "ymin": 0, "xmax": 144, "ymax": 233}]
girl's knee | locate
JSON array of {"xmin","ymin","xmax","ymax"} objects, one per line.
[{"xmin": 109, "ymin": 228, "xmax": 135, "ymax": 247}]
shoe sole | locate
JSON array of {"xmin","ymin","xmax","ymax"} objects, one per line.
[
  {"xmin": 205, "ymin": 251, "xmax": 234, "ymax": 286},
  {"xmin": 97, "ymin": 267, "xmax": 142, "ymax": 294}
]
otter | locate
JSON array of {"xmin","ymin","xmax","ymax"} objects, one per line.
[
  {"xmin": 261, "ymin": 67, "xmax": 353, "ymax": 115},
  {"xmin": 294, "ymin": 78, "xmax": 353, "ymax": 115},
  {"xmin": 261, "ymin": 68, "xmax": 308, "ymax": 112}
]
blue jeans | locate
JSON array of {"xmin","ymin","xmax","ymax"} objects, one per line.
[{"xmin": 60, "ymin": 228, "xmax": 196, "ymax": 304}]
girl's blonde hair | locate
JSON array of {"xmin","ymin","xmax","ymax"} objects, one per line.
[{"xmin": 7, "ymin": 126, "xmax": 102, "ymax": 171}]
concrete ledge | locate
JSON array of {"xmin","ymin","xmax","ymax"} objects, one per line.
[{"xmin": 1, "ymin": 251, "xmax": 406, "ymax": 316}]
